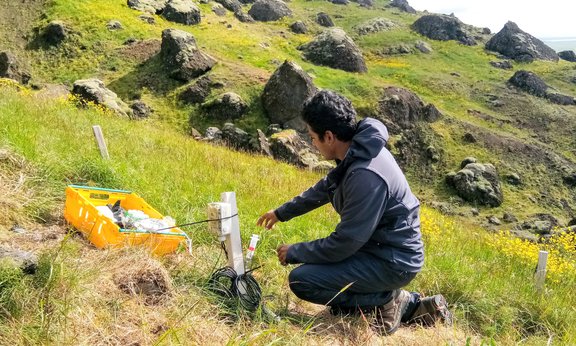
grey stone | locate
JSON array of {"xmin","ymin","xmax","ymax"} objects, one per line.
[
  {"xmin": 248, "ymin": 0, "xmax": 292, "ymax": 22},
  {"xmin": 215, "ymin": 0, "xmax": 242, "ymax": 12},
  {"xmin": 234, "ymin": 10, "xmax": 255, "ymax": 23},
  {"xmin": 356, "ymin": 18, "xmax": 396, "ymax": 36},
  {"xmin": 546, "ymin": 93, "xmax": 575, "ymax": 106},
  {"xmin": 509, "ymin": 70, "xmax": 548, "ymax": 97},
  {"xmin": 106, "ymin": 20, "xmax": 123, "ymax": 30},
  {"xmin": 505, "ymin": 172, "xmax": 521, "ymax": 185},
  {"xmin": 414, "ymin": 40, "xmax": 432, "ymax": 53},
  {"xmin": 411, "ymin": 14, "xmax": 476, "ymax": 46},
  {"xmin": 269, "ymin": 130, "xmax": 326, "ymax": 169},
  {"xmin": 178, "ymin": 75, "xmax": 212, "ymax": 104},
  {"xmin": 299, "ymin": 28, "xmax": 367, "ymax": 73},
  {"xmin": 558, "ymin": 50, "xmax": 576, "ymax": 62},
  {"xmin": 390, "ymin": 0, "xmax": 416, "ymax": 13},
  {"xmin": 290, "ymin": 21, "xmax": 307, "ymax": 34},
  {"xmin": 502, "ymin": 212, "xmax": 518, "ymax": 223},
  {"xmin": 488, "ymin": 215, "xmax": 501, "ymax": 225},
  {"xmin": 221, "ymin": 123, "xmax": 253, "ymax": 151},
  {"xmin": 203, "ymin": 92, "xmax": 248, "ymax": 120},
  {"xmin": 212, "ymin": 4, "xmax": 227, "ymax": 16},
  {"xmin": 130, "ymin": 100, "xmax": 152, "ymax": 118},
  {"xmin": 256, "ymin": 129, "xmax": 273, "ymax": 156},
  {"xmin": 160, "ymin": 29, "xmax": 216, "ymax": 81},
  {"xmin": 127, "ymin": 0, "xmax": 168, "ymax": 13},
  {"xmin": 316, "ymin": 12, "xmax": 334, "ymax": 27},
  {"xmin": 72, "ymin": 78, "xmax": 132, "ymax": 117},
  {"xmin": 162, "ymin": 0, "xmax": 201, "ymax": 25},
  {"xmin": 446, "ymin": 162, "xmax": 503, "ymax": 207},
  {"xmin": 489, "ymin": 60, "xmax": 513, "ymax": 69},
  {"xmin": 42, "ymin": 21, "xmax": 69, "ymax": 46},
  {"xmin": 376, "ymin": 87, "xmax": 440, "ymax": 128},
  {"xmin": 486, "ymin": 21, "xmax": 558, "ymax": 62},
  {"xmin": 262, "ymin": 60, "xmax": 317, "ymax": 131},
  {"xmin": 0, "ymin": 52, "xmax": 31, "ymax": 85},
  {"xmin": 460, "ymin": 156, "xmax": 477, "ymax": 169}
]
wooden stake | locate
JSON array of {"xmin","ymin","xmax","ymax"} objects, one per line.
[
  {"xmin": 92, "ymin": 125, "xmax": 109, "ymax": 159},
  {"xmin": 535, "ymin": 250, "xmax": 548, "ymax": 293}
]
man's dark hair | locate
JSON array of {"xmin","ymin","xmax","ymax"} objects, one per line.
[{"xmin": 301, "ymin": 90, "xmax": 357, "ymax": 142}]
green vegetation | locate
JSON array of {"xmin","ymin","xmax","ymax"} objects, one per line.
[{"xmin": 0, "ymin": 86, "xmax": 575, "ymax": 344}]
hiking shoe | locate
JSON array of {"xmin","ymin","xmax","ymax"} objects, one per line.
[
  {"xmin": 372, "ymin": 289, "xmax": 411, "ymax": 335},
  {"xmin": 408, "ymin": 294, "xmax": 452, "ymax": 327}
]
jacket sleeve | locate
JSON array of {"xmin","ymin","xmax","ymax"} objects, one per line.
[
  {"xmin": 274, "ymin": 177, "xmax": 331, "ymax": 222},
  {"xmin": 286, "ymin": 169, "xmax": 388, "ymax": 264}
]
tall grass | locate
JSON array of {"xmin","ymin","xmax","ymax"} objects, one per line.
[{"xmin": 1, "ymin": 86, "xmax": 575, "ymax": 344}]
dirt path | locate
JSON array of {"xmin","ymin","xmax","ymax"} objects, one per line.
[{"xmin": 0, "ymin": 0, "xmax": 48, "ymax": 51}]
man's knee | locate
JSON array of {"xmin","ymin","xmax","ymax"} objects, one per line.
[{"xmin": 288, "ymin": 266, "xmax": 310, "ymax": 299}]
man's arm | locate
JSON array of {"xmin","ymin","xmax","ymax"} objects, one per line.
[
  {"xmin": 273, "ymin": 176, "xmax": 331, "ymax": 222},
  {"xmin": 285, "ymin": 169, "xmax": 388, "ymax": 264}
]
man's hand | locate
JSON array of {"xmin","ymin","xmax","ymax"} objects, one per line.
[
  {"xmin": 276, "ymin": 244, "xmax": 290, "ymax": 266},
  {"xmin": 257, "ymin": 210, "xmax": 279, "ymax": 230}
]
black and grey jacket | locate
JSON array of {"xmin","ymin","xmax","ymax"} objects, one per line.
[{"xmin": 275, "ymin": 118, "xmax": 424, "ymax": 273}]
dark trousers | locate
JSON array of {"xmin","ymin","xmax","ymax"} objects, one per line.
[{"xmin": 288, "ymin": 252, "xmax": 419, "ymax": 311}]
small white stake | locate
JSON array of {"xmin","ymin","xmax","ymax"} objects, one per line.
[
  {"xmin": 92, "ymin": 125, "xmax": 109, "ymax": 159},
  {"xmin": 535, "ymin": 250, "xmax": 548, "ymax": 293}
]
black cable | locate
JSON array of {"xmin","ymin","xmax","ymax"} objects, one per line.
[
  {"xmin": 207, "ymin": 266, "xmax": 262, "ymax": 312},
  {"xmin": 154, "ymin": 213, "xmax": 239, "ymax": 232}
]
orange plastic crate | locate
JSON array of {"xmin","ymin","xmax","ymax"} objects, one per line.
[{"xmin": 64, "ymin": 185, "xmax": 186, "ymax": 255}]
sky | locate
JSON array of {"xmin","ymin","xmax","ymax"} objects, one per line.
[{"xmin": 407, "ymin": 0, "xmax": 576, "ymax": 39}]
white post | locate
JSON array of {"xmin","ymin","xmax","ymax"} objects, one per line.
[
  {"xmin": 221, "ymin": 192, "xmax": 244, "ymax": 275},
  {"xmin": 534, "ymin": 250, "xmax": 548, "ymax": 293},
  {"xmin": 92, "ymin": 125, "xmax": 109, "ymax": 159}
]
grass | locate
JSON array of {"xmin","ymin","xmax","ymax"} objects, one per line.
[{"xmin": 0, "ymin": 86, "xmax": 575, "ymax": 345}]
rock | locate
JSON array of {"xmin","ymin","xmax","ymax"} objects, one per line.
[
  {"xmin": 414, "ymin": 40, "xmax": 432, "ymax": 53},
  {"xmin": 502, "ymin": 212, "xmax": 518, "ymax": 223},
  {"xmin": 72, "ymin": 78, "xmax": 132, "ymax": 117},
  {"xmin": 460, "ymin": 156, "xmax": 477, "ymax": 169},
  {"xmin": 267, "ymin": 123, "xmax": 283, "ymax": 135},
  {"xmin": 489, "ymin": 60, "xmax": 513, "ymax": 70},
  {"xmin": 234, "ymin": 10, "xmax": 255, "ymax": 23},
  {"xmin": 290, "ymin": 21, "xmax": 307, "ymax": 34},
  {"xmin": 203, "ymin": 92, "xmax": 248, "ymax": 120},
  {"xmin": 563, "ymin": 172, "xmax": 576, "ymax": 187},
  {"xmin": 106, "ymin": 20, "xmax": 123, "ymax": 30},
  {"xmin": 42, "ymin": 20, "xmax": 69, "ymax": 46},
  {"xmin": 316, "ymin": 12, "xmax": 334, "ymax": 27},
  {"xmin": 426, "ymin": 145, "xmax": 439, "ymax": 162},
  {"xmin": 508, "ymin": 70, "xmax": 548, "ymax": 97},
  {"xmin": 0, "ymin": 247, "xmax": 37, "ymax": 274},
  {"xmin": 162, "ymin": 0, "xmax": 201, "ymax": 25},
  {"xmin": 212, "ymin": 4, "xmax": 227, "ymax": 16},
  {"xmin": 411, "ymin": 14, "xmax": 476, "ymax": 46},
  {"xmin": 127, "ymin": 0, "xmax": 168, "ymax": 13},
  {"xmin": 130, "ymin": 100, "xmax": 152, "ymax": 118},
  {"xmin": 269, "ymin": 130, "xmax": 326, "ymax": 169},
  {"xmin": 446, "ymin": 162, "xmax": 503, "ymax": 207},
  {"xmin": 356, "ymin": 18, "xmax": 396, "ymax": 36},
  {"xmin": 546, "ymin": 93, "xmax": 575, "ymax": 106},
  {"xmin": 215, "ymin": 0, "xmax": 242, "ymax": 12},
  {"xmin": 178, "ymin": 75, "xmax": 213, "ymax": 104},
  {"xmin": 462, "ymin": 132, "xmax": 477, "ymax": 143},
  {"xmin": 487, "ymin": 215, "xmax": 501, "ymax": 225},
  {"xmin": 299, "ymin": 28, "xmax": 367, "ymax": 73},
  {"xmin": 204, "ymin": 126, "xmax": 222, "ymax": 141},
  {"xmin": 255, "ymin": 129, "xmax": 273, "ymax": 156},
  {"xmin": 332, "ymin": 0, "xmax": 348, "ymax": 4},
  {"xmin": 510, "ymin": 229, "xmax": 539, "ymax": 243},
  {"xmin": 357, "ymin": 0, "xmax": 374, "ymax": 7},
  {"xmin": 485, "ymin": 21, "xmax": 558, "ymax": 62},
  {"xmin": 262, "ymin": 60, "xmax": 317, "ymax": 131},
  {"xmin": 189, "ymin": 127, "xmax": 202, "ymax": 138},
  {"xmin": 248, "ymin": 0, "xmax": 292, "ymax": 22},
  {"xmin": 0, "ymin": 52, "xmax": 31, "ymax": 85},
  {"xmin": 504, "ymin": 172, "xmax": 521, "ymax": 185},
  {"xmin": 471, "ymin": 208, "xmax": 479, "ymax": 216},
  {"xmin": 9, "ymin": 225, "xmax": 26, "ymax": 234},
  {"xmin": 160, "ymin": 28, "xmax": 216, "ymax": 81},
  {"xmin": 558, "ymin": 50, "xmax": 576, "ymax": 62},
  {"xmin": 221, "ymin": 123, "xmax": 253, "ymax": 151},
  {"xmin": 376, "ymin": 86, "xmax": 440, "ymax": 129},
  {"xmin": 389, "ymin": 0, "xmax": 416, "ymax": 13},
  {"xmin": 533, "ymin": 220, "xmax": 553, "ymax": 234},
  {"xmin": 381, "ymin": 43, "xmax": 413, "ymax": 55}
]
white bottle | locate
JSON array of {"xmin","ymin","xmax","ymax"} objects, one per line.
[{"xmin": 245, "ymin": 234, "xmax": 260, "ymax": 271}]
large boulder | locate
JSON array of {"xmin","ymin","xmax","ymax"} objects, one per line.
[
  {"xmin": 411, "ymin": 14, "xmax": 476, "ymax": 46},
  {"xmin": 0, "ymin": 52, "xmax": 31, "ymax": 85},
  {"xmin": 248, "ymin": 0, "xmax": 292, "ymax": 22},
  {"xmin": 389, "ymin": 0, "xmax": 416, "ymax": 14},
  {"xmin": 355, "ymin": 18, "xmax": 397, "ymax": 36},
  {"xmin": 446, "ymin": 162, "xmax": 503, "ymax": 207},
  {"xmin": 127, "ymin": 0, "xmax": 168, "ymax": 13},
  {"xmin": 72, "ymin": 79, "xmax": 132, "ymax": 117},
  {"xmin": 202, "ymin": 92, "xmax": 248, "ymax": 120},
  {"xmin": 269, "ymin": 130, "xmax": 331, "ymax": 170},
  {"xmin": 160, "ymin": 29, "xmax": 216, "ymax": 82},
  {"xmin": 262, "ymin": 60, "xmax": 318, "ymax": 132},
  {"xmin": 485, "ymin": 22, "xmax": 558, "ymax": 62},
  {"xmin": 376, "ymin": 86, "xmax": 441, "ymax": 130},
  {"xmin": 220, "ymin": 123, "xmax": 254, "ymax": 151},
  {"xmin": 162, "ymin": 0, "xmax": 201, "ymax": 25},
  {"xmin": 299, "ymin": 28, "xmax": 367, "ymax": 73},
  {"xmin": 214, "ymin": 0, "xmax": 242, "ymax": 12},
  {"xmin": 508, "ymin": 70, "xmax": 548, "ymax": 97},
  {"xmin": 42, "ymin": 21, "xmax": 69, "ymax": 46},
  {"xmin": 234, "ymin": 10, "xmax": 255, "ymax": 23},
  {"xmin": 558, "ymin": 50, "xmax": 576, "ymax": 62}
]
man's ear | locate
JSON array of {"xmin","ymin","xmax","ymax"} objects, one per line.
[{"xmin": 324, "ymin": 130, "xmax": 335, "ymax": 144}]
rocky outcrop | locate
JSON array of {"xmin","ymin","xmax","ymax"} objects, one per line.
[
  {"xmin": 0, "ymin": 52, "xmax": 31, "ymax": 85},
  {"xmin": 214, "ymin": 0, "xmax": 242, "ymax": 12},
  {"xmin": 490, "ymin": 60, "xmax": 513, "ymax": 70},
  {"xmin": 127, "ymin": 0, "xmax": 168, "ymax": 13},
  {"xmin": 220, "ymin": 123, "xmax": 253, "ymax": 151},
  {"xmin": 290, "ymin": 21, "xmax": 307, "ymax": 34},
  {"xmin": 509, "ymin": 70, "xmax": 575, "ymax": 105},
  {"xmin": 160, "ymin": 29, "xmax": 216, "ymax": 82},
  {"xmin": 485, "ymin": 22, "xmax": 558, "ymax": 63},
  {"xmin": 316, "ymin": 12, "xmax": 334, "ymax": 27},
  {"xmin": 376, "ymin": 86, "xmax": 441, "ymax": 130},
  {"xmin": 262, "ymin": 60, "xmax": 318, "ymax": 132},
  {"xmin": 446, "ymin": 160, "xmax": 503, "ymax": 207},
  {"xmin": 558, "ymin": 50, "xmax": 576, "ymax": 62},
  {"xmin": 355, "ymin": 18, "xmax": 396, "ymax": 36},
  {"xmin": 162, "ymin": 0, "xmax": 201, "ymax": 25},
  {"xmin": 248, "ymin": 0, "xmax": 292, "ymax": 22},
  {"xmin": 202, "ymin": 92, "xmax": 248, "ymax": 120},
  {"xmin": 299, "ymin": 28, "xmax": 367, "ymax": 73},
  {"xmin": 270, "ymin": 130, "xmax": 332, "ymax": 170},
  {"xmin": 42, "ymin": 21, "xmax": 69, "ymax": 46},
  {"xmin": 178, "ymin": 75, "xmax": 213, "ymax": 104},
  {"xmin": 411, "ymin": 14, "xmax": 476, "ymax": 46},
  {"xmin": 234, "ymin": 10, "xmax": 255, "ymax": 23},
  {"xmin": 72, "ymin": 79, "xmax": 132, "ymax": 117},
  {"xmin": 389, "ymin": 0, "xmax": 416, "ymax": 13},
  {"xmin": 130, "ymin": 100, "xmax": 153, "ymax": 118}
]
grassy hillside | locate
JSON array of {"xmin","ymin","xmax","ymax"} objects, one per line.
[{"xmin": 1, "ymin": 0, "xmax": 576, "ymax": 344}]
